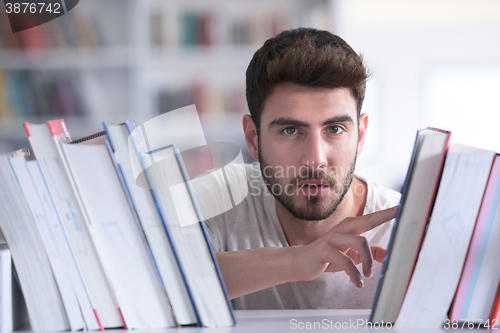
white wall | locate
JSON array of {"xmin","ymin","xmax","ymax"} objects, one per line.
[{"xmin": 331, "ymin": 0, "xmax": 500, "ymax": 190}]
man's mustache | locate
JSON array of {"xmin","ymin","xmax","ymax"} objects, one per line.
[{"xmin": 290, "ymin": 170, "xmax": 337, "ymax": 188}]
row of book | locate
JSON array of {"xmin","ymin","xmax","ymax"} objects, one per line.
[
  {"xmin": 0, "ymin": 8, "xmax": 104, "ymax": 50},
  {"xmin": 0, "ymin": 119, "xmax": 235, "ymax": 331},
  {"xmin": 150, "ymin": 10, "xmax": 290, "ymax": 47},
  {"xmin": 158, "ymin": 83, "xmax": 247, "ymax": 117},
  {"xmin": 0, "ymin": 70, "xmax": 86, "ymax": 119},
  {"xmin": 370, "ymin": 128, "xmax": 500, "ymax": 327}
]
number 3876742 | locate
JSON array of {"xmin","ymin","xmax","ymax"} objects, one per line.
[{"xmin": 5, "ymin": 2, "xmax": 61, "ymax": 14}]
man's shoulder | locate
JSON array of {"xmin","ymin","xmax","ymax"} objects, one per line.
[
  {"xmin": 202, "ymin": 162, "xmax": 282, "ymax": 251},
  {"xmin": 363, "ymin": 178, "xmax": 401, "ymax": 214}
]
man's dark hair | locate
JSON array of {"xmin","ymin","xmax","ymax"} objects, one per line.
[{"xmin": 246, "ymin": 28, "xmax": 369, "ymax": 132}]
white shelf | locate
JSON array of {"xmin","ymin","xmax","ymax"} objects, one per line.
[
  {"xmin": 150, "ymin": 45, "xmax": 256, "ymax": 70},
  {"xmin": 0, "ymin": 113, "xmax": 246, "ymax": 143},
  {"xmin": 0, "ymin": 114, "xmax": 133, "ymax": 141},
  {"xmin": 0, "ymin": 0, "xmax": 331, "ymax": 153},
  {"xmin": 0, "ymin": 47, "xmax": 133, "ymax": 70}
]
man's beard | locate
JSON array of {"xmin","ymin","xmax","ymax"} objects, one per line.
[{"xmin": 258, "ymin": 140, "xmax": 357, "ymax": 221}]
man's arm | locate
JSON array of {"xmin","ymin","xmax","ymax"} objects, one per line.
[{"xmin": 215, "ymin": 206, "xmax": 397, "ymax": 300}]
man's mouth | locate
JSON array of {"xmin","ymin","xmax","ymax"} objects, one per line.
[{"xmin": 298, "ymin": 179, "xmax": 330, "ymax": 189}]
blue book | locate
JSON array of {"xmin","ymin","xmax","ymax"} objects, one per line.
[
  {"xmin": 103, "ymin": 121, "xmax": 199, "ymax": 327},
  {"xmin": 125, "ymin": 120, "xmax": 236, "ymax": 327}
]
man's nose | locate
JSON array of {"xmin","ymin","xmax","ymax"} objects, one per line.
[{"xmin": 301, "ymin": 131, "xmax": 328, "ymax": 172}]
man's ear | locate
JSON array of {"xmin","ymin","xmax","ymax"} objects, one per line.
[
  {"xmin": 357, "ymin": 113, "xmax": 369, "ymax": 157},
  {"xmin": 242, "ymin": 114, "xmax": 259, "ymax": 160}
]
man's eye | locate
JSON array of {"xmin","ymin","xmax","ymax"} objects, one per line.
[
  {"xmin": 283, "ymin": 127, "xmax": 298, "ymax": 135},
  {"xmin": 328, "ymin": 126, "xmax": 344, "ymax": 134}
]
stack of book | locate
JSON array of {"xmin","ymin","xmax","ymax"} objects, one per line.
[
  {"xmin": 0, "ymin": 119, "xmax": 235, "ymax": 331},
  {"xmin": 150, "ymin": 9, "xmax": 289, "ymax": 47},
  {"xmin": 371, "ymin": 128, "xmax": 500, "ymax": 328}
]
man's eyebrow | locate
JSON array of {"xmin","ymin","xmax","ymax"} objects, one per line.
[
  {"xmin": 268, "ymin": 117, "xmax": 310, "ymax": 129},
  {"xmin": 321, "ymin": 115, "xmax": 354, "ymax": 126}
]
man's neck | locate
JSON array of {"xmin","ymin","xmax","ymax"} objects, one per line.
[{"xmin": 276, "ymin": 176, "xmax": 367, "ymax": 247}]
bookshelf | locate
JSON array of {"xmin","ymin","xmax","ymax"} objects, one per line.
[
  {"xmin": 0, "ymin": 0, "xmax": 331, "ymax": 159},
  {"xmin": 0, "ymin": 0, "xmax": 135, "ymax": 151}
]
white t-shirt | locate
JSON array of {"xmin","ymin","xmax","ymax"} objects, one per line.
[{"xmin": 194, "ymin": 163, "xmax": 401, "ymax": 310}]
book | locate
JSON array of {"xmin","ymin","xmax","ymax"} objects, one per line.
[
  {"xmin": 128, "ymin": 127, "xmax": 235, "ymax": 327},
  {"xmin": 24, "ymin": 120, "xmax": 122, "ymax": 329},
  {"xmin": 104, "ymin": 121, "xmax": 198, "ymax": 326},
  {"xmin": 0, "ymin": 149, "xmax": 69, "ymax": 332},
  {"xmin": 0, "ymin": 245, "xmax": 12, "ymax": 333},
  {"xmin": 9, "ymin": 153, "xmax": 85, "ymax": 331},
  {"xmin": 450, "ymin": 154, "xmax": 500, "ymax": 323},
  {"xmin": 370, "ymin": 127, "xmax": 450, "ymax": 323},
  {"xmin": 60, "ymin": 132, "xmax": 177, "ymax": 329},
  {"xmin": 0, "ymin": 226, "xmax": 5, "ymax": 245},
  {"xmin": 396, "ymin": 143, "xmax": 496, "ymax": 324},
  {"xmin": 23, "ymin": 157, "xmax": 103, "ymax": 331},
  {"xmin": 490, "ymin": 283, "xmax": 500, "ymax": 325}
]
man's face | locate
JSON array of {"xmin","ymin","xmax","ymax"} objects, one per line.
[{"xmin": 256, "ymin": 83, "xmax": 365, "ymax": 221}]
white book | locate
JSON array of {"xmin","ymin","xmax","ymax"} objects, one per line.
[
  {"xmin": 105, "ymin": 122, "xmax": 198, "ymax": 326},
  {"xmin": 450, "ymin": 154, "xmax": 500, "ymax": 322},
  {"xmin": 370, "ymin": 128, "xmax": 450, "ymax": 323},
  {"xmin": 397, "ymin": 143, "xmax": 496, "ymax": 325},
  {"xmin": 25, "ymin": 159, "xmax": 101, "ymax": 330},
  {"xmin": 24, "ymin": 121, "xmax": 122, "ymax": 329},
  {"xmin": 131, "ymin": 140, "xmax": 235, "ymax": 327},
  {"xmin": 464, "ymin": 163, "xmax": 500, "ymax": 321},
  {"xmin": 0, "ymin": 150, "xmax": 69, "ymax": 332},
  {"xmin": 0, "ymin": 245, "xmax": 12, "ymax": 333},
  {"xmin": 60, "ymin": 137, "xmax": 177, "ymax": 329},
  {"xmin": 9, "ymin": 154, "xmax": 85, "ymax": 331}
]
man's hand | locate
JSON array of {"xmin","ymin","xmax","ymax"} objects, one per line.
[
  {"xmin": 216, "ymin": 206, "xmax": 397, "ymax": 299},
  {"xmin": 288, "ymin": 206, "xmax": 397, "ymax": 288}
]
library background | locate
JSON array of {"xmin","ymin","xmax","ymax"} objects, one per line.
[
  {"xmin": 1, "ymin": 0, "xmax": 500, "ymax": 189},
  {"xmin": 1, "ymin": 0, "xmax": 500, "ymax": 332}
]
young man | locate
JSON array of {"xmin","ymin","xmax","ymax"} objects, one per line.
[{"xmin": 195, "ymin": 28, "xmax": 400, "ymax": 309}]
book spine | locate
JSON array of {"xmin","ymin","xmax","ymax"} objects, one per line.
[
  {"xmin": 103, "ymin": 122, "xmax": 179, "ymax": 327},
  {"xmin": 173, "ymin": 146, "xmax": 236, "ymax": 325},
  {"xmin": 124, "ymin": 121, "xmax": 202, "ymax": 327}
]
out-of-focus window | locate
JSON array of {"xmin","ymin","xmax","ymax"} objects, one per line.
[{"xmin": 424, "ymin": 65, "xmax": 500, "ymax": 152}]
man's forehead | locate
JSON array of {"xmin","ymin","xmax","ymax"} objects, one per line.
[{"xmin": 261, "ymin": 84, "xmax": 358, "ymax": 126}]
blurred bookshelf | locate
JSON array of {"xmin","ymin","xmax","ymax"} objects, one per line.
[{"xmin": 0, "ymin": 0, "xmax": 331, "ymax": 157}]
